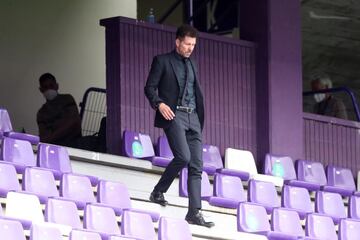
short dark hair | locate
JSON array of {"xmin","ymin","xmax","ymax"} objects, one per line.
[
  {"xmin": 39, "ymin": 73, "xmax": 56, "ymax": 85},
  {"xmin": 176, "ymin": 24, "xmax": 198, "ymax": 40}
]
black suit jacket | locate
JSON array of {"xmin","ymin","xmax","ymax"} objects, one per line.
[{"xmin": 144, "ymin": 51, "xmax": 204, "ymax": 130}]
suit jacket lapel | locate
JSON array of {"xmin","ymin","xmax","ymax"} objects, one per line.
[{"xmin": 169, "ymin": 56, "xmax": 181, "ymax": 88}]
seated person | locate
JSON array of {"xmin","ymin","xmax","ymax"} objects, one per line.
[
  {"xmin": 311, "ymin": 75, "xmax": 348, "ymax": 119},
  {"xmin": 37, "ymin": 73, "xmax": 82, "ymax": 147}
]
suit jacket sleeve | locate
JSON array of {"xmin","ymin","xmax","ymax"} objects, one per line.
[{"xmin": 144, "ymin": 56, "xmax": 164, "ymax": 109}]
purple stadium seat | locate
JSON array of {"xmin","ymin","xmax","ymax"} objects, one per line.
[
  {"xmin": 84, "ymin": 203, "xmax": 121, "ymax": 238},
  {"xmin": 281, "ymin": 185, "xmax": 313, "ymax": 219},
  {"xmin": 121, "ymin": 210, "xmax": 156, "ymax": 240},
  {"xmin": 108, "ymin": 236, "xmax": 138, "ymax": 240},
  {"xmin": 0, "ymin": 108, "xmax": 39, "ymax": 145},
  {"xmin": 152, "ymin": 136, "xmax": 173, "ymax": 167},
  {"xmin": 248, "ymin": 179, "xmax": 280, "ymax": 214},
  {"xmin": 179, "ymin": 168, "xmax": 213, "ymax": 201},
  {"xmin": 97, "ymin": 180, "xmax": 159, "ymax": 222},
  {"xmin": 45, "ymin": 198, "xmax": 82, "ymax": 229},
  {"xmin": 286, "ymin": 159, "xmax": 327, "ymax": 191},
  {"xmin": 0, "ymin": 162, "xmax": 20, "ymax": 197},
  {"xmin": 158, "ymin": 216, "xmax": 192, "ymax": 240},
  {"xmin": 202, "ymin": 144, "xmax": 223, "ymax": 175},
  {"xmin": 264, "ymin": 154, "xmax": 296, "ymax": 180},
  {"xmin": 348, "ymin": 195, "xmax": 360, "ymax": 219},
  {"xmin": 322, "ymin": 165, "xmax": 356, "ymax": 196},
  {"xmin": 339, "ymin": 218, "xmax": 360, "ymax": 240},
  {"xmin": 271, "ymin": 208, "xmax": 305, "ymax": 238},
  {"xmin": 60, "ymin": 173, "xmax": 96, "ymax": 209},
  {"xmin": 315, "ymin": 191, "xmax": 347, "ymax": 224},
  {"xmin": 1, "ymin": 137, "xmax": 36, "ymax": 172},
  {"xmin": 208, "ymin": 173, "xmax": 246, "ymax": 209},
  {"xmin": 70, "ymin": 229, "xmax": 102, "ymax": 240},
  {"xmin": 122, "ymin": 130, "xmax": 155, "ymax": 159},
  {"xmin": 305, "ymin": 213, "xmax": 337, "ymax": 240},
  {"xmin": 22, "ymin": 167, "xmax": 59, "ymax": 203},
  {"xmin": 0, "ymin": 218, "xmax": 26, "ymax": 240},
  {"xmin": 37, "ymin": 143, "xmax": 98, "ymax": 185},
  {"xmin": 30, "ymin": 223, "xmax": 62, "ymax": 240}
]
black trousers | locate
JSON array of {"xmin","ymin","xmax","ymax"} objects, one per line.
[{"xmin": 153, "ymin": 110, "xmax": 203, "ymax": 214}]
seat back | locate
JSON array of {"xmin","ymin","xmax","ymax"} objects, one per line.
[
  {"xmin": 305, "ymin": 213, "xmax": 337, "ymax": 240},
  {"xmin": 326, "ymin": 165, "xmax": 356, "ymax": 191},
  {"xmin": 84, "ymin": 204, "xmax": 121, "ymax": 235},
  {"xmin": 264, "ymin": 154, "xmax": 296, "ymax": 180},
  {"xmin": 30, "ymin": 223, "xmax": 62, "ymax": 240},
  {"xmin": 179, "ymin": 168, "xmax": 212, "ymax": 199},
  {"xmin": 45, "ymin": 198, "xmax": 82, "ymax": 229},
  {"xmin": 0, "ymin": 162, "xmax": 20, "ymax": 197},
  {"xmin": 237, "ymin": 202, "xmax": 271, "ymax": 233},
  {"xmin": 69, "ymin": 229, "xmax": 102, "ymax": 240},
  {"xmin": 281, "ymin": 185, "xmax": 313, "ymax": 217},
  {"xmin": 60, "ymin": 173, "xmax": 95, "ymax": 206},
  {"xmin": 156, "ymin": 136, "xmax": 173, "ymax": 158},
  {"xmin": 0, "ymin": 108, "xmax": 13, "ymax": 133},
  {"xmin": 296, "ymin": 159, "xmax": 327, "ymax": 185},
  {"xmin": 158, "ymin": 216, "xmax": 192, "ymax": 240},
  {"xmin": 22, "ymin": 167, "xmax": 59, "ymax": 201},
  {"xmin": 271, "ymin": 208, "xmax": 304, "ymax": 237},
  {"xmin": 248, "ymin": 179, "xmax": 280, "ymax": 211},
  {"xmin": 122, "ymin": 130, "xmax": 155, "ymax": 158},
  {"xmin": 1, "ymin": 137, "xmax": 36, "ymax": 169},
  {"xmin": 224, "ymin": 148, "xmax": 258, "ymax": 175},
  {"xmin": 6, "ymin": 192, "xmax": 44, "ymax": 223},
  {"xmin": 97, "ymin": 180, "xmax": 132, "ymax": 210},
  {"xmin": 339, "ymin": 219, "xmax": 360, "ymax": 240},
  {"xmin": 315, "ymin": 191, "xmax": 347, "ymax": 221},
  {"xmin": 349, "ymin": 195, "xmax": 360, "ymax": 219},
  {"xmin": 202, "ymin": 144, "xmax": 223, "ymax": 170},
  {"xmin": 37, "ymin": 143, "xmax": 72, "ymax": 175},
  {"xmin": 0, "ymin": 218, "xmax": 26, "ymax": 240},
  {"xmin": 214, "ymin": 173, "xmax": 246, "ymax": 201},
  {"xmin": 121, "ymin": 210, "xmax": 156, "ymax": 240}
]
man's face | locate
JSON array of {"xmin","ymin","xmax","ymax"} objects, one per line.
[
  {"xmin": 175, "ymin": 36, "xmax": 196, "ymax": 58},
  {"xmin": 39, "ymin": 79, "xmax": 58, "ymax": 93}
]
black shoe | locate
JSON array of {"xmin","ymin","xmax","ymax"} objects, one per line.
[
  {"xmin": 149, "ymin": 191, "xmax": 168, "ymax": 206},
  {"xmin": 185, "ymin": 211, "xmax": 215, "ymax": 228}
]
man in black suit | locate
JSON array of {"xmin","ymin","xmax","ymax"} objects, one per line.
[{"xmin": 144, "ymin": 25, "xmax": 214, "ymax": 228}]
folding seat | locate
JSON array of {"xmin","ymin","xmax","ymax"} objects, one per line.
[
  {"xmin": 97, "ymin": 180, "xmax": 159, "ymax": 221},
  {"xmin": 201, "ymin": 144, "xmax": 224, "ymax": 175},
  {"xmin": 22, "ymin": 167, "xmax": 59, "ymax": 203},
  {"xmin": 151, "ymin": 136, "xmax": 173, "ymax": 167},
  {"xmin": 179, "ymin": 168, "xmax": 213, "ymax": 201},
  {"xmin": 0, "ymin": 162, "xmax": 20, "ymax": 197},
  {"xmin": 37, "ymin": 143, "xmax": 98, "ymax": 185},
  {"xmin": 217, "ymin": 148, "xmax": 283, "ymax": 186},
  {"xmin": 248, "ymin": 179, "xmax": 280, "ymax": 214},
  {"xmin": 5, "ymin": 191, "xmax": 44, "ymax": 229},
  {"xmin": 208, "ymin": 173, "xmax": 246, "ymax": 208},
  {"xmin": 70, "ymin": 229, "xmax": 102, "ymax": 240},
  {"xmin": 158, "ymin": 216, "xmax": 192, "ymax": 240},
  {"xmin": 60, "ymin": 173, "xmax": 96, "ymax": 209},
  {"xmin": 1, "ymin": 137, "xmax": 36, "ymax": 172},
  {"xmin": 322, "ymin": 165, "xmax": 356, "ymax": 196},
  {"xmin": 348, "ymin": 195, "xmax": 360, "ymax": 219},
  {"xmin": 84, "ymin": 203, "xmax": 121, "ymax": 235},
  {"xmin": 0, "ymin": 218, "xmax": 26, "ymax": 240},
  {"xmin": 305, "ymin": 213, "xmax": 337, "ymax": 240},
  {"xmin": 338, "ymin": 218, "xmax": 360, "ymax": 240},
  {"xmin": 271, "ymin": 208, "xmax": 306, "ymax": 239},
  {"xmin": 286, "ymin": 159, "xmax": 327, "ymax": 191},
  {"xmin": 122, "ymin": 130, "xmax": 155, "ymax": 159},
  {"xmin": 30, "ymin": 223, "xmax": 62, "ymax": 240},
  {"xmin": 315, "ymin": 191, "xmax": 347, "ymax": 224},
  {"xmin": 45, "ymin": 198, "xmax": 82, "ymax": 229},
  {"xmin": 108, "ymin": 236, "xmax": 138, "ymax": 240},
  {"xmin": 0, "ymin": 108, "xmax": 39, "ymax": 145},
  {"xmin": 281, "ymin": 185, "xmax": 313, "ymax": 219},
  {"xmin": 121, "ymin": 209, "xmax": 156, "ymax": 240},
  {"xmin": 263, "ymin": 154, "xmax": 297, "ymax": 180}
]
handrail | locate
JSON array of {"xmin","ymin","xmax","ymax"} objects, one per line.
[{"xmin": 303, "ymin": 87, "xmax": 360, "ymax": 121}]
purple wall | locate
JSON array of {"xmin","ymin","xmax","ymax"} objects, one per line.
[
  {"xmin": 304, "ymin": 113, "xmax": 360, "ymax": 175},
  {"xmin": 100, "ymin": 17, "xmax": 257, "ymax": 157}
]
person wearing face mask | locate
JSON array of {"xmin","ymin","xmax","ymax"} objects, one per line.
[
  {"xmin": 311, "ymin": 75, "xmax": 348, "ymax": 120},
  {"xmin": 36, "ymin": 73, "xmax": 82, "ymax": 147}
]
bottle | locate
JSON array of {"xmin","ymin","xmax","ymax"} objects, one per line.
[{"xmin": 147, "ymin": 8, "xmax": 155, "ymax": 23}]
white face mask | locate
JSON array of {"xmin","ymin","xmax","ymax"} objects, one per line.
[
  {"xmin": 43, "ymin": 89, "xmax": 58, "ymax": 101},
  {"xmin": 314, "ymin": 93, "xmax": 326, "ymax": 103}
]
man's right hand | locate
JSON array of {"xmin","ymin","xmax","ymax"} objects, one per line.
[{"xmin": 158, "ymin": 103, "xmax": 175, "ymax": 120}]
